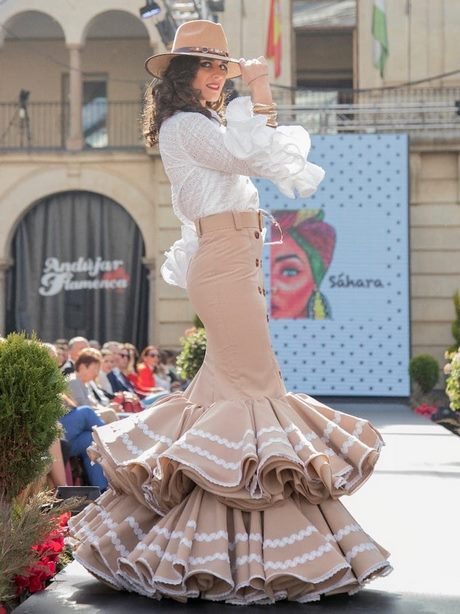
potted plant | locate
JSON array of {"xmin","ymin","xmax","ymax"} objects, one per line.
[
  {"xmin": 176, "ymin": 318, "xmax": 207, "ymax": 382},
  {"xmin": 431, "ymin": 291, "xmax": 460, "ymax": 435},
  {"xmin": 0, "ymin": 333, "xmax": 76, "ymax": 611},
  {"xmin": 408, "ymin": 354, "xmax": 440, "ymax": 419}
]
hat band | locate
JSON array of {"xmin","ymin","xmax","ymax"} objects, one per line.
[{"xmin": 174, "ymin": 46, "xmax": 229, "ymax": 58}]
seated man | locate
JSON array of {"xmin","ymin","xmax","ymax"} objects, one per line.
[{"xmin": 61, "ymin": 336, "xmax": 89, "ymax": 376}]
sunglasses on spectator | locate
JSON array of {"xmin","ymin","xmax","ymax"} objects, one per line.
[
  {"xmin": 118, "ymin": 352, "xmax": 130, "ymax": 358},
  {"xmin": 146, "ymin": 352, "xmax": 159, "ymax": 357}
]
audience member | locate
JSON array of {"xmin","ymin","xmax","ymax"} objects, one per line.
[
  {"xmin": 59, "ymin": 394, "xmax": 108, "ymax": 491},
  {"xmin": 66, "ymin": 348, "xmax": 118, "ymax": 423},
  {"xmin": 61, "ymin": 336, "xmax": 89, "ymax": 376},
  {"xmin": 97, "ymin": 349, "xmax": 115, "ymax": 394},
  {"xmin": 107, "ymin": 344, "xmax": 138, "ymax": 394}
]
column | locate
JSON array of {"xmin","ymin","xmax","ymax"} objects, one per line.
[
  {"xmin": 0, "ymin": 259, "xmax": 13, "ymax": 337},
  {"xmin": 142, "ymin": 257, "xmax": 157, "ymax": 343},
  {"xmin": 66, "ymin": 44, "xmax": 84, "ymax": 151}
]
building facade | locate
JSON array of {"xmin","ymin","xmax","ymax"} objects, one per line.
[{"xmin": 0, "ymin": 0, "xmax": 459, "ymax": 372}]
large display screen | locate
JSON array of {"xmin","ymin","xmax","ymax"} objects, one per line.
[{"xmin": 256, "ymin": 133, "xmax": 409, "ymax": 396}]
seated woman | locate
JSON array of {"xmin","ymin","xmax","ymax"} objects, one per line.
[
  {"xmin": 66, "ymin": 348, "xmax": 119, "ymax": 423},
  {"xmin": 129, "ymin": 346, "xmax": 171, "ymax": 402}
]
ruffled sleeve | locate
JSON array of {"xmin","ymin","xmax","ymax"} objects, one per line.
[
  {"xmin": 160, "ymin": 223, "xmax": 199, "ymax": 289},
  {"xmin": 223, "ymin": 96, "xmax": 325, "ymax": 198}
]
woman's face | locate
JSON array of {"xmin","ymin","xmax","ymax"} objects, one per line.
[
  {"xmin": 101, "ymin": 353, "xmax": 115, "ymax": 373},
  {"xmin": 144, "ymin": 348, "xmax": 159, "ymax": 368},
  {"xmin": 271, "ymin": 234, "xmax": 315, "ymax": 319},
  {"xmin": 192, "ymin": 59, "xmax": 228, "ymax": 106}
]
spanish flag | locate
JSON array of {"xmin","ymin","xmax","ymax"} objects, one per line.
[{"xmin": 266, "ymin": 0, "xmax": 282, "ymax": 78}]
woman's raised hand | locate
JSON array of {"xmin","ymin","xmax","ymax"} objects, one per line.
[
  {"xmin": 239, "ymin": 56, "xmax": 273, "ymax": 105},
  {"xmin": 239, "ymin": 56, "xmax": 269, "ymax": 88}
]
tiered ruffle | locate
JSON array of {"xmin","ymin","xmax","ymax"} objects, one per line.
[{"xmin": 69, "ymin": 392, "xmax": 391, "ymax": 603}]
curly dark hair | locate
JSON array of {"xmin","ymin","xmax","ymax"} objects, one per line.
[{"xmin": 143, "ymin": 55, "xmax": 226, "ymax": 147}]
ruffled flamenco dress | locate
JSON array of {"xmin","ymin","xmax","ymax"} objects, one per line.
[{"xmin": 68, "ymin": 98, "xmax": 392, "ymax": 604}]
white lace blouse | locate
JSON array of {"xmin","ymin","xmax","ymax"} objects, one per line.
[{"xmin": 159, "ymin": 96, "xmax": 325, "ymax": 288}]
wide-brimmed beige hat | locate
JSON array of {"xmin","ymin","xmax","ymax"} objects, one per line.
[{"xmin": 145, "ymin": 20, "xmax": 241, "ymax": 79}]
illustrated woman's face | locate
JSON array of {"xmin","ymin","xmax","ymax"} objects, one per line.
[
  {"xmin": 271, "ymin": 234, "xmax": 315, "ymax": 319},
  {"xmin": 192, "ymin": 59, "xmax": 228, "ymax": 106}
]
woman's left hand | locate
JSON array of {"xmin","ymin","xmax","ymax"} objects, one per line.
[{"xmin": 239, "ymin": 56, "xmax": 270, "ymax": 88}]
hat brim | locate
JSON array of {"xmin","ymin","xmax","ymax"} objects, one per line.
[{"xmin": 145, "ymin": 52, "xmax": 241, "ymax": 80}]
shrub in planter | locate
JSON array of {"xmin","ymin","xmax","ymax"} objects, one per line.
[
  {"xmin": 0, "ymin": 333, "xmax": 67, "ymax": 500},
  {"xmin": 409, "ymin": 354, "xmax": 439, "ymax": 395},
  {"xmin": 444, "ymin": 350, "xmax": 460, "ymax": 411},
  {"xmin": 176, "ymin": 327, "xmax": 207, "ymax": 381},
  {"xmin": 448, "ymin": 290, "xmax": 460, "ymax": 352},
  {"xmin": 0, "ymin": 333, "xmax": 75, "ymax": 607}
]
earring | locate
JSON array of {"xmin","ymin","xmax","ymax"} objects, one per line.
[{"xmin": 306, "ymin": 288, "xmax": 331, "ymax": 320}]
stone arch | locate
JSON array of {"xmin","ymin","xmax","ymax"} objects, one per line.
[
  {"xmin": 69, "ymin": 4, "xmax": 159, "ymax": 48},
  {"xmin": 0, "ymin": 166, "xmax": 155, "ymax": 262},
  {"xmin": 82, "ymin": 9, "xmax": 151, "ymax": 46},
  {"xmin": 0, "ymin": 1, "xmax": 159, "ymax": 48},
  {"xmin": 0, "ymin": 8, "xmax": 65, "ymax": 47}
]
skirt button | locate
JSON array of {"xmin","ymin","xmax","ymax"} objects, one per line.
[
  {"xmin": 258, "ymin": 286, "xmax": 262, "ymax": 294},
  {"xmin": 254, "ymin": 231, "xmax": 260, "ymax": 239},
  {"xmin": 262, "ymin": 289, "xmax": 266, "ymax": 296},
  {"xmin": 255, "ymin": 258, "xmax": 259, "ymax": 267}
]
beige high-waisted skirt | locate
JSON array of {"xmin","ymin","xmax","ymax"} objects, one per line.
[{"xmin": 69, "ymin": 210, "xmax": 392, "ymax": 604}]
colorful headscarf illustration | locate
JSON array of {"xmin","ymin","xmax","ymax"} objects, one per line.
[{"xmin": 271, "ymin": 209, "xmax": 336, "ymax": 319}]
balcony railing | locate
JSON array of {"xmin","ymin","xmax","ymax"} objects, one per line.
[
  {"xmin": 274, "ymin": 86, "xmax": 460, "ymax": 137},
  {"xmin": 1, "ymin": 88, "xmax": 459, "ymax": 151},
  {"xmin": 0, "ymin": 101, "xmax": 144, "ymax": 151}
]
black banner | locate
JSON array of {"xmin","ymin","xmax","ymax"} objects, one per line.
[{"xmin": 6, "ymin": 191, "xmax": 148, "ymax": 347}]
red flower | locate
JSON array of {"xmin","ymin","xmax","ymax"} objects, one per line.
[
  {"xmin": 58, "ymin": 512, "xmax": 71, "ymax": 527},
  {"xmin": 414, "ymin": 404, "xmax": 437, "ymax": 418},
  {"xmin": 14, "ymin": 512, "xmax": 70, "ymax": 597}
]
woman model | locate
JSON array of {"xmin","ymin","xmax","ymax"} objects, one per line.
[{"xmin": 69, "ymin": 20, "xmax": 392, "ymax": 603}]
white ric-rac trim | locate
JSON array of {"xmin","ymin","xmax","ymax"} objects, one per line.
[
  {"xmin": 175, "ymin": 441, "xmax": 241, "ymax": 470},
  {"xmin": 340, "ymin": 436, "xmax": 356, "ymax": 456},
  {"xmin": 325, "ymin": 523, "xmax": 361, "ymax": 543},
  {"xmin": 120, "ymin": 433, "xmax": 144, "ymax": 456},
  {"xmin": 126, "ymin": 516, "xmax": 145, "ymax": 541},
  {"xmin": 107, "ymin": 529, "xmax": 129, "ymax": 558},
  {"xmin": 138, "ymin": 542, "xmax": 230, "ymax": 565},
  {"xmin": 235, "ymin": 543, "xmax": 333, "ymax": 571},
  {"xmin": 352, "ymin": 421, "xmax": 365, "ymax": 438},
  {"xmin": 258, "ymin": 437, "xmax": 294, "ymax": 453},
  {"xmin": 185, "ymin": 428, "xmax": 255, "ymax": 450},
  {"xmin": 263, "ymin": 526, "xmax": 318, "ymax": 548},
  {"xmin": 346, "ymin": 542, "xmax": 377, "ymax": 563},
  {"xmin": 321, "ymin": 421, "xmax": 338, "ymax": 444},
  {"xmin": 136, "ymin": 421, "xmax": 173, "ymax": 446}
]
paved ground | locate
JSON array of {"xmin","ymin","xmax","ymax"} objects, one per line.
[{"xmin": 15, "ymin": 401, "xmax": 460, "ymax": 613}]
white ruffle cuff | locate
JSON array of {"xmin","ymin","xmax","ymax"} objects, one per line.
[
  {"xmin": 160, "ymin": 224, "xmax": 198, "ymax": 289},
  {"xmin": 223, "ymin": 96, "xmax": 325, "ymax": 198}
]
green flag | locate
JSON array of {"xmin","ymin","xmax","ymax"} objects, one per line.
[{"xmin": 372, "ymin": 0, "xmax": 389, "ymax": 77}]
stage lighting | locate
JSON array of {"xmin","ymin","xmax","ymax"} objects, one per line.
[
  {"xmin": 156, "ymin": 12, "xmax": 177, "ymax": 47},
  {"xmin": 139, "ymin": 0, "xmax": 161, "ymax": 19},
  {"xmin": 208, "ymin": 0, "xmax": 225, "ymax": 11}
]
